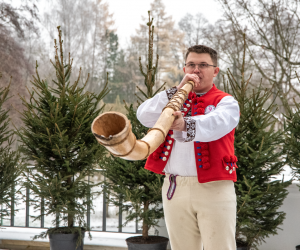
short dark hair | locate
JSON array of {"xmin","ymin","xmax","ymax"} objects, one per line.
[{"xmin": 185, "ymin": 45, "xmax": 218, "ymax": 66}]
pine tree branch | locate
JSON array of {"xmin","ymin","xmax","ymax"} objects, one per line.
[
  {"xmin": 136, "ymin": 86, "xmax": 148, "ymax": 99},
  {"xmin": 134, "ymin": 93, "xmax": 144, "ymax": 104},
  {"xmin": 153, "ymin": 82, "xmax": 166, "ymax": 96},
  {"xmin": 139, "ymin": 57, "xmax": 147, "ymax": 77}
]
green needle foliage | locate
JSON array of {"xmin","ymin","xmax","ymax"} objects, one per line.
[
  {"xmin": 284, "ymin": 74, "xmax": 300, "ymax": 185},
  {"xmin": 16, "ymin": 27, "xmax": 109, "ymax": 240},
  {"xmin": 99, "ymin": 12, "xmax": 164, "ymax": 241},
  {"xmin": 0, "ymin": 75, "xmax": 22, "ymax": 225},
  {"xmin": 224, "ymin": 36, "xmax": 290, "ymax": 250}
]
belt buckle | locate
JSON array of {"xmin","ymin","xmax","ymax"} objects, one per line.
[{"xmin": 167, "ymin": 174, "xmax": 178, "ymax": 200}]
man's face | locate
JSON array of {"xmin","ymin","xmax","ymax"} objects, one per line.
[{"xmin": 183, "ymin": 52, "xmax": 219, "ymax": 93}]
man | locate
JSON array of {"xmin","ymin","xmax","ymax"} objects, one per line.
[{"xmin": 137, "ymin": 45, "xmax": 239, "ymax": 250}]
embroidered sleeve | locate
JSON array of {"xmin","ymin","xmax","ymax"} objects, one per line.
[
  {"xmin": 166, "ymin": 86, "xmax": 178, "ymax": 100},
  {"xmin": 183, "ymin": 117, "xmax": 196, "ymax": 142},
  {"xmin": 191, "ymin": 96, "xmax": 240, "ymax": 142}
]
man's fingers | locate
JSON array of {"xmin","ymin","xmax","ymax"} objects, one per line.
[
  {"xmin": 173, "ymin": 111, "xmax": 182, "ymax": 119},
  {"xmin": 192, "ymin": 75, "xmax": 200, "ymax": 87},
  {"xmin": 173, "ymin": 111, "xmax": 182, "ymax": 116}
]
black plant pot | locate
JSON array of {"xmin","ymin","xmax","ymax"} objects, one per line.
[
  {"xmin": 237, "ymin": 246, "xmax": 249, "ymax": 250},
  {"xmin": 49, "ymin": 230, "xmax": 85, "ymax": 250},
  {"xmin": 296, "ymin": 245, "xmax": 300, "ymax": 250},
  {"xmin": 126, "ymin": 236, "xmax": 169, "ymax": 250}
]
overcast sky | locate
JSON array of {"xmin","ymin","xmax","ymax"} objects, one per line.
[{"xmin": 102, "ymin": 0, "xmax": 223, "ymax": 48}]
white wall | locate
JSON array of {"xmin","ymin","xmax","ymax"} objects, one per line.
[{"xmin": 259, "ymin": 183, "xmax": 300, "ymax": 250}]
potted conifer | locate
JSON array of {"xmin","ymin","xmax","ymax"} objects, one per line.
[
  {"xmin": 224, "ymin": 35, "xmax": 290, "ymax": 250},
  {"xmin": 16, "ymin": 27, "xmax": 109, "ymax": 250},
  {"xmin": 99, "ymin": 11, "xmax": 169, "ymax": 250},
  {"xmin": 0, "ymin": 74, "xmax": 22, "ymax": 226}
]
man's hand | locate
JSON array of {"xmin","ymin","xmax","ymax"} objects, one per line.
[
  {"xmin": 177, "ymin": 73, "xmax": 200, "ymax": 90},
  {"xmin": 170, "ymin": 111, "xmax": 186, "ymax": 131}
]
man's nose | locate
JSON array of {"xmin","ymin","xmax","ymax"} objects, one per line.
[{"xmin": 193, "ymin": 66, "xmax": 200, "ymax": 73}]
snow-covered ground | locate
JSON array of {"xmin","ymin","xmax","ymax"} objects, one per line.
[{"xmin": 272, "ymin": 165, "xmax": 298, "ymax": 183}]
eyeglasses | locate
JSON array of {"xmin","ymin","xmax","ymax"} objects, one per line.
[{"xmin": 185, "ymin": 63, "xmax": 216, "ymax": 69}]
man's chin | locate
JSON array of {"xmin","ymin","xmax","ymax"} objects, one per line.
[
  {"xmin": 193, "ymin": 87, "xmax": 205, "ymax": 93},
  {"xmin": 193, "ymin": 83, "xmax": 213, "ymax": 93}
]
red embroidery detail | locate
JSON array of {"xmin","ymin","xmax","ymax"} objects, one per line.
[
  {"xmin": 153, "ymin": 152, "xmax": 160, "ymax": 160},
  {"xmin": 196, "ymin": 97, "xmax": 204, "ymax": 103},
  {"xmin": 203, "ymin": 163, "xmax": 210, "ymax": 169},
  {"xmin": 222, "ymin": 155, "xmax": 238, "ymax": 172},
  {"xmin": 157, "ymin": 147, "xmax": 163, "ymax": 153},
  {"xmin": 150, "ymin": 130, "xmax": 174, "ymax": 161},
  {"xmin": 195, "ymin": 141, "xmax": 211, "ymax": 170},
  {"xmin": 189, "ymin": 92, "xmax": 196, "ymax": 99},
  {"xmin": 196, "ymin": 108, "xmax": 204, "ymax": 114},
  {"xmin": 202, "ymin": 156, "xmax": 209, "ymax": 163},
  {"xmin": 196, "ymin": 103, "xmax": 204, "ymax": 109},
  {"xmin": 202, "ymin": 150, "xmax": 209, "ymax": 156},
  {"xmin": 224, "ymin": 156, "xmax": 230, "ymax": 162}
]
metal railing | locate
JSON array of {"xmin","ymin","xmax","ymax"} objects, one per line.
[{"xmin": 1, "ymin": 172, "xmax": 141, "ymax": 234}]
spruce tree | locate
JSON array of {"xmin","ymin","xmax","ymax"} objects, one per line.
[
  {"xmin": 99, "ymin": 11, "xmax": 166, "ymax": 241},
  {"xmin": 284, "ymin": 75, "xmax": 300, "ymax": 185},
  {"xmin": 16, "ymin": 27, "xmax": 109, "ymax": 239},
  {"xmin": 0, "ymin": 74, "xmax": 22, "ymax": 225},
  {"xmin": 224, "ymin": 36, "xmax": 290, "ymax": 249}
]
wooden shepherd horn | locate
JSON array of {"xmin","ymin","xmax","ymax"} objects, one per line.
[{"xmin": 91, "ymin": 81, "xmax": 195, "ymax": 161}]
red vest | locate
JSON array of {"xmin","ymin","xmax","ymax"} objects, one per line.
[{"xmin": 144, "ymin": 85, "xmax": 238, "ymax": 183}]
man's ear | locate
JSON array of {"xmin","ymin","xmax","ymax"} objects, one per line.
[
  {"xmin": 213, "ymin": 67, "xmax": 220, "ymax": 77},
  {"xmin": 183, "ymin": 67, "xmax": 186, "ymax": 73}
]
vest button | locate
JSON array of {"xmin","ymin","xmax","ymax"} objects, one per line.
[{"xmin": 226, "ymin": 166, "xmax": 229, "ymax": 171}]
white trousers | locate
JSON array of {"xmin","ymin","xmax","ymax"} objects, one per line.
[{"xmin": 162, "ymin": 175, "xmax": 236, "ymax": 250}]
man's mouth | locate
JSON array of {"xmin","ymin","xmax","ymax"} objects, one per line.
[{"xmin": 196, "ymin": 74, "xmax": 203, "ymax": 80}]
